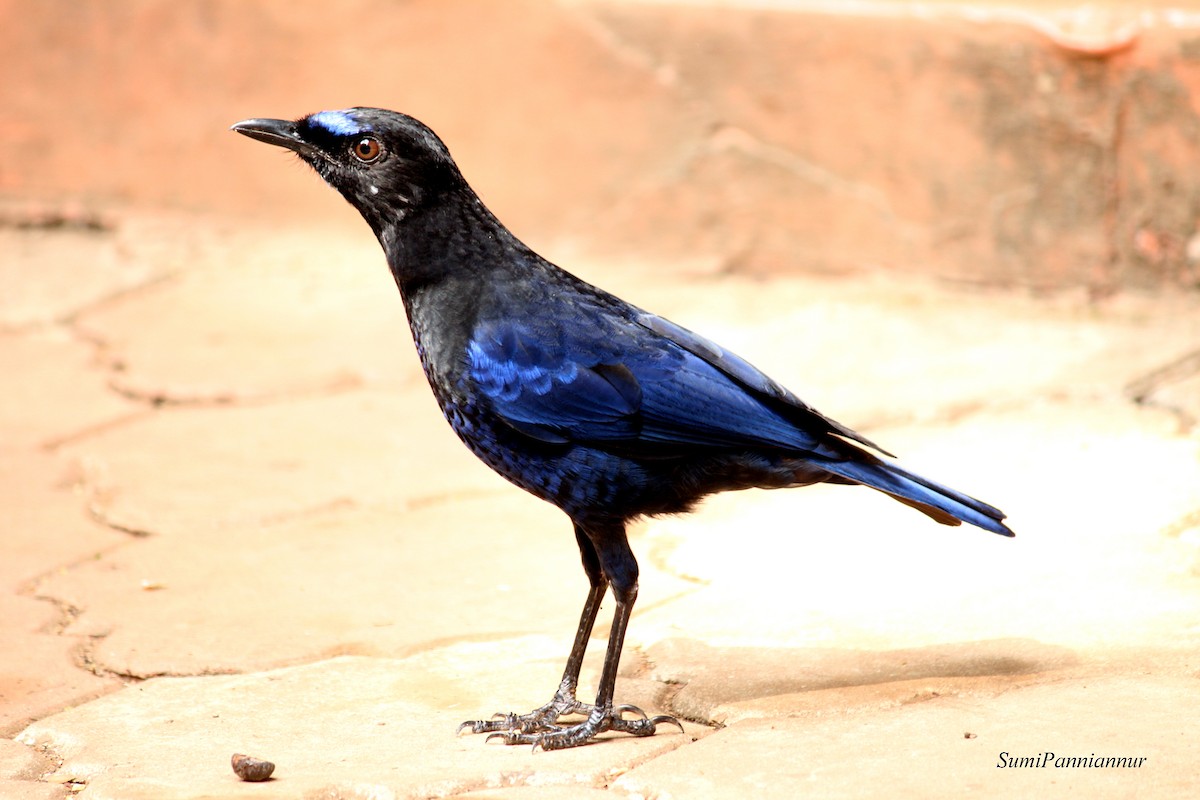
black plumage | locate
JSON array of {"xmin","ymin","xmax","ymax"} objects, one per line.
[{"xmin": 232, "ymin": 108, "xmax": 1013, "ymax": 750}]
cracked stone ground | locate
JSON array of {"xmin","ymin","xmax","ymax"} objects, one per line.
[{"xmin": 3, "ymin": 210, "xmax": 1200, "ymax": 799}]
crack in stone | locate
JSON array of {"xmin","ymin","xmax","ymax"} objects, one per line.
[
  {"xmin": 60, "ymin": 274, "xmax": 374, "ymax": 412},
  {"xmin": 103, "ymin": 370, "xmax": 368, "ymax": 410},
  {"xmin": 623, "ymin": 644, "xmax": 697, "ymax": 720},
  {"xmin": 72, "ymin": 630, "xmax": 242, "ymax": 682},
  {"xmin": 82, "ymin": 501, "xmax": 155, "ymax": 540},
  {"xmin": 57, "ymin": 270, "xmax": 179, "ymax": 331},
  {"xmin": 1125, "ymin": 347, "xmax": 1200, "ymax": 399},
  {"xmin": 1125, "ymin": 347, "xmax": 1200, "ymax": 433},
  {"xmin": 0, "ymin": 202, "xmax": 114, "ymax": 233},
  {"xmin": 31, "ymin": 597, "xmax": 83, "ymax": 638},
  {"xmin": 40, "ymin": 407, "xmax": 158, "ymax": 452},
  {"xmin": 0, "ymin": 216, "xmax": 156, "ymax": 335}
]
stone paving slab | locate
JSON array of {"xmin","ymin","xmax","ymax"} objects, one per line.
[
  {"xmin": 0, "ymin": 210, "xmax": 212, "ymax": 331},
  {"xmin": 0, "ymin": 227, "xmax": 155, "ymax": 332},
  {"xmin": 1, "ymin": 453, "xmax": 127, "ymax": 735},
  {"xmin": 0, "ymin": 746, "xmax": 62, "ymax": 800},
  {"xmin": 0, "ymin": 331, "xmax": 142, "ymax": 453},
  {"xmin": 0, "ymin": 780, "xmax": 61, "ymax": 800},
  {"xmin": 2, "ymin": 453, "xmax": 128, "ymax": 595},
  {"xmin": 0, "ymin": 592, "xmax": 120, "ymax": 738},
  {"xmin": 72, "ymin": 231, "xmax": 415, "ymax": 404},
  {"xmin": 0, "ymin": 737, "xmax": 53, "ymax": 781},
  {"xmin": 33, "ymin": 499, "xmax": 696, "ymax": 678},
  {"xmin": 60, "ymin": 390, "xmax": 505, "ymax": 536},
  {"xmin": 17, "ymin": 649, "xmax": 704, "ymax": 800},
  {"xmin": 613, "ymin": 675, "xmax": 1200, "ymax": 799}
]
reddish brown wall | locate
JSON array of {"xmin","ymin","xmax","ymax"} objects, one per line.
[{"xmin": 4, "ymin": 0, "xmax": 1200, "ymax": 291}]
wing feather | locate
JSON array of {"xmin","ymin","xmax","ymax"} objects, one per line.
[{"xmin": 468, "ymin": 314, "xmax": 858, "ymax": 458}]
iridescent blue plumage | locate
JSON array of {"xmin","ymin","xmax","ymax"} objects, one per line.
[{"xmin": 308, "ymin": 109, "xmax": 364, "ymax": 136}]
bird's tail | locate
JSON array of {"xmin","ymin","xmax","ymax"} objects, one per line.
[{"xmin": 815, "ymin": 455, "xmax": 1013, "ymax": 537}]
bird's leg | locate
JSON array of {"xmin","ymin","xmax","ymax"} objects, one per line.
[
  {"xmin": 457, "ymin": 581, "xmax": 605, "ymax": 736},
  {"xmin": 536, "ymin": 579, "xmax": 606, "ymax": 720},
  {"xmin": 485, "ymin": 522, "xmax": 683, "ymax": 750},
  {"xmin": 457, "ymin": 524, "xmax": 605, "ymax": 736}
]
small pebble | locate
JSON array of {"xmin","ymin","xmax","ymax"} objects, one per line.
[{"xmin": 231, "ymin": 753, "xmax": 275, "ymax": 782}]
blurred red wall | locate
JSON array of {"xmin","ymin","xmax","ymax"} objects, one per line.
[{"xmin": 4, "ymin": 0, "xmax": 1200, "ymax": 290}]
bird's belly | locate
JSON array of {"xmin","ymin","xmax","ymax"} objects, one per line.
[{"xmin": 435, "ymin": 389, "xmax": 650, "ymax": 518}]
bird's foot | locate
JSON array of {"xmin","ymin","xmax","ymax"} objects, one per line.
[
  {"xmin": 457, "ymin": 682, "xmax": 592, "ymax": 737},
  {"xmin": 473, "ymin": 703, "xmax": 683, "ymax": 750}
]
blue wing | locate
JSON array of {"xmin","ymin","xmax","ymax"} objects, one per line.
[
  {"xmin": 633, "ymin": 312, "xmax": 890, "ymax": 455},
  {"xmin": 466, "ymin": 312, "xmax": 858, "ymax": 457}
]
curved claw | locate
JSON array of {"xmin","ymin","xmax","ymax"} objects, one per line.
[
  {"xmin": 485, "ymin": 731, "xmax": 513, "ymax": 745},
  {"xmin": 649, "ymin": 714, "xmax": 686, "ymax": 735},
  {"xmin": 458, "ymin": 716, "xmax": 512, "ymax": 735},
  {"xmin": 614, "ymin": 704, "xmax": 649, "ymax": 720}
]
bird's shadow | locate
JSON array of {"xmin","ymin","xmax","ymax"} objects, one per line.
[{"xmin": 627, "ymin": 637, "xmax": 1078, "ymax": 722}]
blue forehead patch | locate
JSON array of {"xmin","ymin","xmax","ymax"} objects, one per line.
[{"xmin": 309, "ymin": 110, "xmax": 363, "ymax": 136}]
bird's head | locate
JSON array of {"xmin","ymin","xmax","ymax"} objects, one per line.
[{"xmin": 232, "ymin": 108, "xmax": 465, "ymax": 234}]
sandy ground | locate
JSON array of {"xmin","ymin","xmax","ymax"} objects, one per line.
[{"xmin": 1, "ymin": 208, "xmax": 1198, "ymax": 798}]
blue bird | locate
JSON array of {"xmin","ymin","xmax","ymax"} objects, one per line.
[{"xmin": 233, "ymin": 108, "xmax": 1013, "ymax": 750}]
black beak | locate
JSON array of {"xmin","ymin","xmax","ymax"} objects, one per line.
[{"xmin": 231, "ymin": 118, "xmax": 318, "ymax": 159}]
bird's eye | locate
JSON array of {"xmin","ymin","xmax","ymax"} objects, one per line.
[{"xmin": 351, "ymin": 136, "xmax": 382, "ymax": 163}]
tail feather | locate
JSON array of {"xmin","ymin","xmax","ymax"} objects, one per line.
[{"xmin": 816, "ymin": 455, "xmax": 1013, "ymax": 537}]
